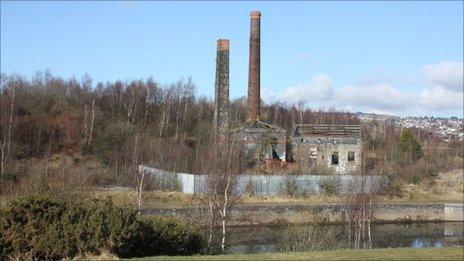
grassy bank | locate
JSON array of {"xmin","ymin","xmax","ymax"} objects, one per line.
[{"xmin": 133, "ymin": 247, "xmax": 463, "ymax": 260}]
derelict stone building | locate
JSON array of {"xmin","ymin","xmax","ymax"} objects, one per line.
[{"xmin": 292, "ymin": 124, "xmax": 362, "ymax": 175}]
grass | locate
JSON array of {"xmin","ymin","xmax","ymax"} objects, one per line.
[{"xmin": 132, "ymin": 247, "xmax": 464, "ymax": 260}]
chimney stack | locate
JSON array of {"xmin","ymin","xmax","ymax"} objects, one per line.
[
  {"xmin": 247, "ymin": 11, "xmax": 261, "ymax": 121},
  {"xmin": 214, "ymin": 39, "xmax": 230, "ymax": 149}
]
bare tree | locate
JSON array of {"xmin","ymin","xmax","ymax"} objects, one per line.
[
  {"xmin": 0, "ymin": 141, "xmax": 4, "ymax": 176},
  {"xmin": 83, "ymin": 103, "xmax": 88, "ymax": 146},
  {"xmin": 87, "ymin": 93, "xmax": 96, "ymax": 147},
  {"xmin": 344, "ymin": 175, "xmax": 375, "ymax": 249},
  {"xmin": 297, "ymin": 100, "xmax": 306, "ymax": 124},
  {"xmin": 203, "ymin": 135, "xmax": 242, "ymax": 253},
  {"xmin": 132, "ymin": 132, "xmax": 146, "ymax": 216},
  {"xmin": 7, "ymin": 85, "xmax": 15, "ymax": 160}
]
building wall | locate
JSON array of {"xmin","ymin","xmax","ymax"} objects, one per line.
[
  {"xmin": 292, "ymin": 137, "xmax": 362, "ymax": 175},
  {"xmin": 231, "ymin": 129, "xmax": 286, "ymax": 161}
]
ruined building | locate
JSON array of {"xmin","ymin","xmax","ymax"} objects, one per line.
[
  {"xmin": 213, "ymin": 11, "xmax": 362, "ymax": 174},
  {"xmin": 292, "ymin": 124, "xmax": 362, "ymax": 175}
]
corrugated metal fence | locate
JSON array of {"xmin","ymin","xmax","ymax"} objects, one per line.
[{"xmin": 139, "ymin": 165, "xmax": 388, "ymax": 196}]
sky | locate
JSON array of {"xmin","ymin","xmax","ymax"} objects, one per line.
[{"xmin": 1, "ymin": 1, "xmax": 463, "ymax": 117}]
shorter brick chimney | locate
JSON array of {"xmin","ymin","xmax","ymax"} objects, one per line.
[{"xmin": 214, "ymin": 39, "xmax": 230, "ymax": 150}]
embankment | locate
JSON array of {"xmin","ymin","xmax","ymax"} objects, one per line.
[{"xmin": 143, "ymin": 202, "xmax": 464, "ymax": 226}]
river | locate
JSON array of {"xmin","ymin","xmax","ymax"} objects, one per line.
[{"xmin": 211, "ymin": 222, "xmax": 463, "ymax": 254}]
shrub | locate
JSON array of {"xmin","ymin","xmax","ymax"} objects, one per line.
[
  {"xmin": 411, "ymin": 175, "xmax": 421, "ymax": 185},
  {"xmin": 281, "ymin": 176, "xmax": 300, "ymax": 197},
  {"xmin": 136, "ymin": 217, "xmax": 205, "ymax": 256},
  {"xmin": 0, "ymin": 195, "xmax": 204, "ymax": 259},
  {"xmin": 0, "ymin": 196, "xmax": 75, "ymax": 260},
  {"xmin": 71, "ymin": 198, "xmax": 141, "ymax": 257},
  {"xmin": 318, "ymin": 177, "xmax": 341, "ymax": 195},
  {"xmin": 280, "ymin": 176, "xmax": 313, "ymax": 197},
  {"xmin": 244, "ymin": 179, "xmax": 256, "ymax": 196}
]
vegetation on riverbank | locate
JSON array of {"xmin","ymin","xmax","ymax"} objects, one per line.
[
  {"xmin": 0, "ymin": 196, "xmax": 204, "ymax": 259},
  {"xmin": 134, "ymin": 247, "xmax": 464, "ymax": 260}
]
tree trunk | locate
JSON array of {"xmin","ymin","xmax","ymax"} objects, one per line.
[
  {"xmin": 144, "ymin": 86, "xmax": 150, "ymax": 124},
  {"xmin": 137, "ymin": 170, "xmax": 145, "ymax": 216},
  {"xmin": 208, "ymin": 198, "xmax": 214, "ymax": 248},
  {"xmin": 133, "ymin": 132, "xmax": 144, "ymax": 216},
  {"xmin": 7, "ymin": 86, "xmax": 16, "ymax": 159},
  {"xmin": 36, "ymin": 124, "xmax": 41, "ymax": 155},
  {"xmin": 0, "ymin": 141, "xmax": 5, "ymax": 176},
  {"xmin": 159, "ymin": 104, "xmax": 166, "ymax": 137},
  {"xmin": 87, "ymin": 96, "xmax": 95, "ymax": 147},
  {"xmin": 220, "ymin": 177, "xmax": 231, "ymax": 253},
  {"xmin": 83, "ymin": 103, "xmax": 88, "ymax": 147},
  {"xmin": 175, "ymin": 96, "xmax": 180, "ymax": 141}
]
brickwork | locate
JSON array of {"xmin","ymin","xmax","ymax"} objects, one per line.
[
  {"xmin": 214, "ymin": 39, "xmax": 230, "ymax": 151},
  {"xmin": 247, "ymin": 11, "xmax": 261, "ymax": 121}
]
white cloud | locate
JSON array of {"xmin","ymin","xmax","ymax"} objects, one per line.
[
  {"xmin": 420, "ymin": 86, "xmax": 463, "ymax": 111},
  {"xmin": 419, "ymin": 61, "xmax": 463, "ymax": 112},
  {"xmin": 261, "ymin": 88, "xmax": 277, "ymax": 104},
  {"xmin": 280, "ymin": 74, "xmax": 333, "ymax": 104},
  {"xmin": 275, "ymin": 61, "xmax": 463, "ymax": 116},
  {"xmin": 422, "ymin": 61, "xmax": 463, "ymax": 92},
  {"xmin": 334, "ymin": 84, "xmax": 417, "ymax": 112}
]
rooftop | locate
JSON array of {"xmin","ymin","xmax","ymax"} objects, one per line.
[{"xmin": 293, "ymin": 124, "xmax": 361, "ymax": 138}]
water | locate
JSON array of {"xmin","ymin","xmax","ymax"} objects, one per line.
[{"xmin": 214, "ymin": 222, "xmax": 463, "ymax": 254}]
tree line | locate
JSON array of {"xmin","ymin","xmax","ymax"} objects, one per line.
[{"xmin": 0, "ymin": 71, "xmax": 359, "ymax": 178}]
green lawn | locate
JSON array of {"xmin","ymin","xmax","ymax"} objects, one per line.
[{"xmin": 133, "ymin": 247, "xmax": 464, "ymax": 260}]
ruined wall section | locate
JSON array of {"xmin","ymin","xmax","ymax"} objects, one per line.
[
  {"xmin": 292, "ymin": 137, "xmax": 362, "ymax": 175},
  {"xmin": 232, "ymin": 128, "xmax": 286, "ymax": 162}
]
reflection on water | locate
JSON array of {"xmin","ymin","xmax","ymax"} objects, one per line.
[{"xmin": 217, "ymin": 222, "xmax": 463, "ymax": 254}]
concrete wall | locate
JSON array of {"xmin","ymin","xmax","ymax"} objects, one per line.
[
  {"xmin": 144, "ymin": 203, "xmax": 464, "ymax": 225},
  {"xmin": 139, "ymin": 166, "xmax": 388, "ymax": 196},
  {"xmin": 444, "ymin": 203, "xmax": 464, "ymax": 221}
]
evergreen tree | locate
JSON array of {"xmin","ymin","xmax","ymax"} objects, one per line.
[{"xmin": 396, "ymin": 129, "xmax": 423, "ymax": 164}]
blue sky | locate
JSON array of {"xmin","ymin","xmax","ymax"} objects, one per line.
[{"xmin": 1, "ymin": 1, "xmax": 463, "ymax": 117}]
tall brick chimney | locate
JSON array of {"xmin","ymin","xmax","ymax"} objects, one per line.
[
  {"xmin": 247, "ymin": 11, "xmax": 261, "ymax": 121},
  {"xmin": 214, "ymin": 39, "xmax": 230, "ymax": 149}
]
